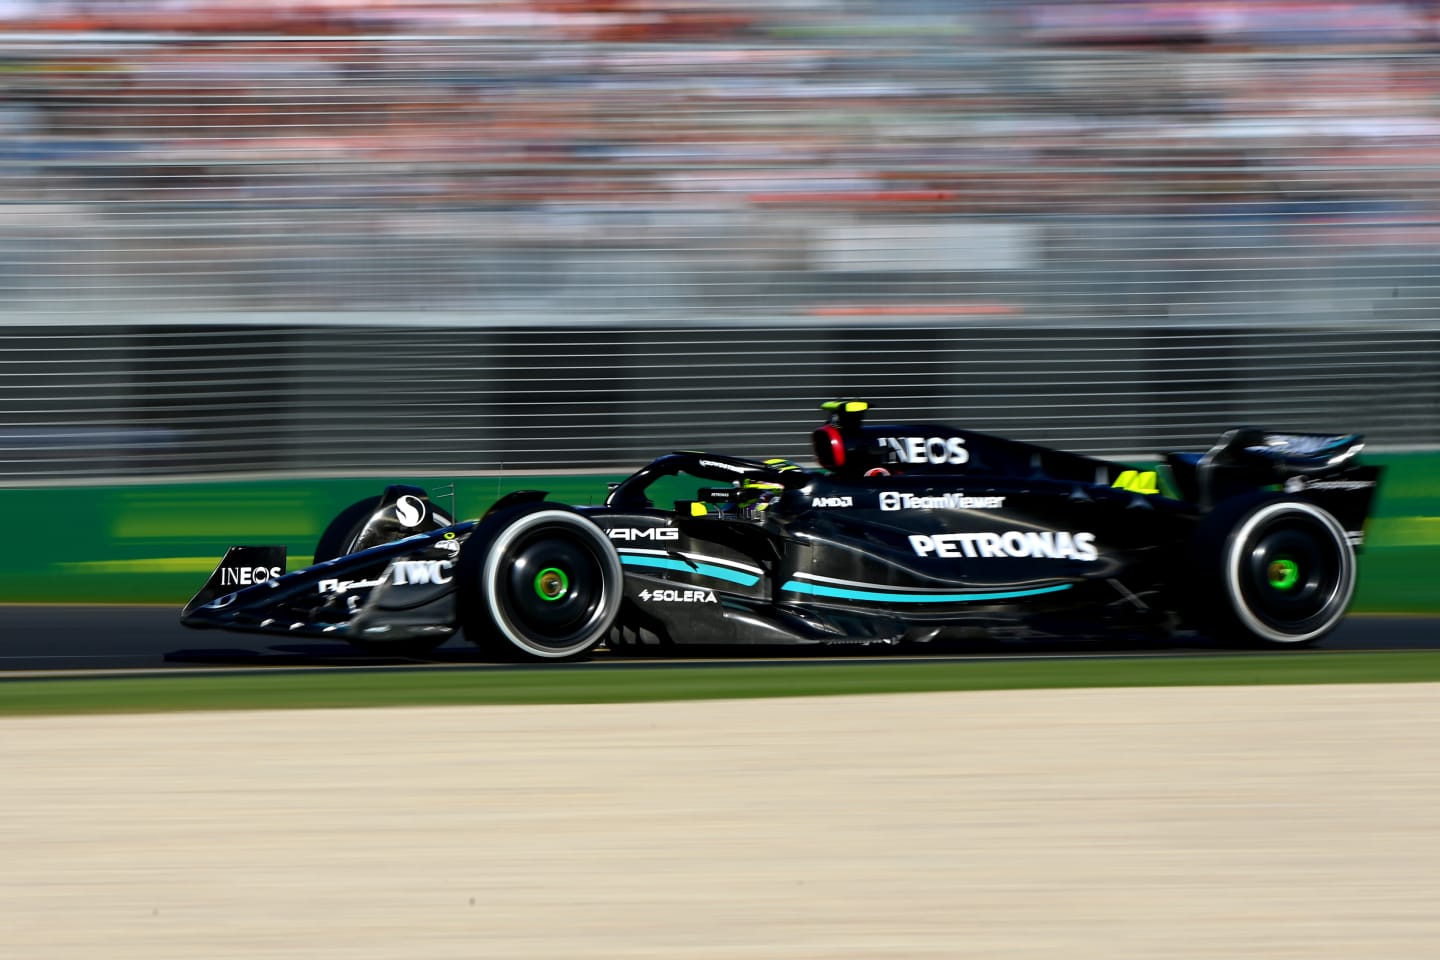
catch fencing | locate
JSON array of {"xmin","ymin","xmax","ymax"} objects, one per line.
[{"xmin": 1, "ymin": 32, "xmax": 1438, "ymax": 479}]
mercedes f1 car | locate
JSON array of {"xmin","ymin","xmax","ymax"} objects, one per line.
[{"xmin": 182, "ymin": 401, "xmax": 1382, "ymax": 659}]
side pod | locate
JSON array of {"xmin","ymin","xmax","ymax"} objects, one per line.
[{"xmin": 181, "ymin": 546, "xmax": 287, "ymax": 620}]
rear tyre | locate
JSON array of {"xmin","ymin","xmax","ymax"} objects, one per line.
[
  {"xmin": 456, "ymin": 506, "xmax": 622, "ymax": 661},
  {"xmin": 1189, "ymin": 497, "xmax": 1356, "ymax": 646}
]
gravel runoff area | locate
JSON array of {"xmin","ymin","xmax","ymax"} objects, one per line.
[{"xmin": 5, "ymin": 684, "xmax": 1440, "ymax": 959}]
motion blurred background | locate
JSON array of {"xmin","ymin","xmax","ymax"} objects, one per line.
[{"xmin": 0, "ymin": 0, "xmax": 1436, "ymax": 604}]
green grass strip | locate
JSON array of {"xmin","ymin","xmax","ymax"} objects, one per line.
[{"xmin": 4, "ymin": 651, "xmax": 1439, "ymax": 717}]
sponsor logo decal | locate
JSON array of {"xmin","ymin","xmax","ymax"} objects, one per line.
[
  {"xmin": 639, "ymin": 588, "xmax": 717, "ymax": 603},
  {"xmin": 391, "ymin": 559, "xmax": 453, "ymax": 585},
  {"xmin": 433, "ymin": 537, "xmax": 460, "ymax": 554},
  {"xmin": 608, "ymin": 527, "xmax": 680, "ymax": 541},
  {"xmin": 395, "ymin": 495, "xmax": 426, "ymax": 528},
  {"xmin": 1283, "ymin": 477, "xmax": 1376, "ymax": 493},
  {"xmin": 910, "ymin": 531, "xmax": 1098, "ymax": 562},
  {"xmin": 319, "ymin": 576, "xmax": 383, "ymax": 594},
  {"xmin": 699, "ymin": 459, "xmax": 748, "ymax": 474},
  {"xmin": 879, "ymin": 491, "xmax": 1006, "ymax": 511},
  {"xmin": 811, "ymin": 496, "xmax": 854, "ymax": 508},
  {"xmin": 219, "ymin": 565, "xmax": 282, "ymax": 587},
  {"xmin": 881, "ymin": 436, "xmax": 969, "ymax": 466}
]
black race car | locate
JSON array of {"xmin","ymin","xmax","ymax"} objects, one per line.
[{"xmin": 182, "ymin": 400, "xmax": 1381, "ymax": 659}]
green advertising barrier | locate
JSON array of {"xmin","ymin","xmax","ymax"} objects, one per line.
[
  {"xmin": 2, "ymin": 455, "xmax": 1436, "ymax": 613},
  {"xmin": 2, "ymin": 475, "xmax": 622, "ymax": 607}
]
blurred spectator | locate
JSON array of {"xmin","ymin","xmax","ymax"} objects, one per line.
[{"xmin": 0, "ymin": 1, "xmax": 1434, "ymax": 321}]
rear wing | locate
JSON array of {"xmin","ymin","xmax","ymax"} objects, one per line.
[{"xmin": 1167, "ymin": 427, "xmax": 1381, "ymax": 530}]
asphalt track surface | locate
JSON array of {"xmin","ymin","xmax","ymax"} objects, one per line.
[{"xmin": 1, "ymin": 604, "xmax": 1436, "ymax": 675}]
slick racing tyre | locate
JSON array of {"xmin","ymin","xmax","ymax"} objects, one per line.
[
  {"xmin": 313, "ymin": 496, "xmax": 383, "ymax": 564},
  {"xmin": 456, "ymin": 505, "xmax": 623, "ymax": 661},
  {"xmin": 1189, "ymin": 496, "xmax": 1356, "ymax": 647},
  {"xmin": 313, "ymin": 491, "xmax": 452, "ymax": 564}
]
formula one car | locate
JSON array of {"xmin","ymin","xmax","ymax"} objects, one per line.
[{"xmin": 182, "ymin": 400, "xmax": 1382, "ymax": 659}]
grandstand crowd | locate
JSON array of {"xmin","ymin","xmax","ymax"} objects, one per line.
[{"xmin": 0, "ymin": 0, "xmax": 1435, "ymax": 320}]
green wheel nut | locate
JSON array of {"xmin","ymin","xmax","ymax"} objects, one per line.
[{"xmin": 534, "ymin": 567, "xmax": 570, "ymax": 601}]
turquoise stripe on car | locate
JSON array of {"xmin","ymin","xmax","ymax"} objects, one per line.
[
  {"xmin": 780, "ymin": 580, "xmax": 1073, "ymax": 603},
  {"xmin": 619, "ymin": 554, "xmax": 761, "ymax": 587}
]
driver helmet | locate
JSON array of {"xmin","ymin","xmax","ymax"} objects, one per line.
[{"xmin": 736, "ymin": 478, "xmax": 784, "ymax": 519}]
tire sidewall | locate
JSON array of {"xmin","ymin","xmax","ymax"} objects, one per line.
[
  {"xmin": 466, "ymin": 506, "xmax": 622, "ymax": 660},
  {"xmin": 312, "ymin": 496, "xmax": 383, "ymax": 564},
  {"xmin": 1214, "ymin": 498, "xmax": 1356, "ymax": 645}
]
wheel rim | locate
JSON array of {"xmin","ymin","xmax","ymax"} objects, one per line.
[
  {"xmin": 1229, "ymin": 502, "xmax": 1354, "ymax": 643},
  {"xmin": 504, "ymin": 533, "xmax": 603, "ymax": 647},
  {"xmin": 482, "ymin": 514, "xmax": 619, "ymax": 656}
]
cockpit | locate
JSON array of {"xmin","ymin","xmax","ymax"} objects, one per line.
[{"xmin": 604, "ymin": 451, "xmax": 809, "ymax": 519}]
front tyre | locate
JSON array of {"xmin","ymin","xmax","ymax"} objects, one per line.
[
  {"xmin": 1192, "ymin": 497, "xmax": 1356, "ymax": 646},
  {"xmin": 313, "ymin": 496, "xmax": 383, "ymax": 564},
  {"xmin": 313, "ymin": 487, "xmax": 453, "ymax": 564},
  {"xmin": 457, "ymin": 506, "xmax": 622, "ymax": 661}
]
